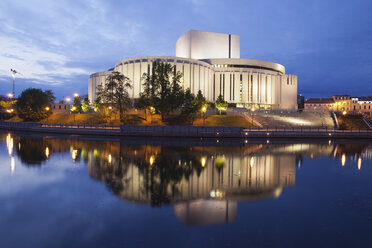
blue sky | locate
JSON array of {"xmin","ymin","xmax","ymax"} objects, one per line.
[{"xmin": 0, "ymin": 0, "xmax": 371, "ymax": 100}]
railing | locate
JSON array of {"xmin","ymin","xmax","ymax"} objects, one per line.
[{"xmin": 242, "ymin": 126, "xmax": 372, "ymax": 133}]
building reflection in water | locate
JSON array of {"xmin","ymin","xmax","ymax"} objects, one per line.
[{"xmin": 1, "ymin": 133, "xmax": 371, "ymax": 226}]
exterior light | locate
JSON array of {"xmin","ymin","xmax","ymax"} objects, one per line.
[
  {"xmin": 149, "ymin": 155, "xmax": 155, "ymax": 166},
  {"xmin": 342, "ymin": 111, "xmax": 347, "ymax": 115},
  {"xmin": 341, "ymin": 154, "xmax": 346, "ymax": 166},
  {"xmin": 251, "ymin": 107, "xmax": 255, "ymax": 112},
  {"xmin": 201, "ymin": 157, "xmax": 206, "ymax": 167},
  {"xmin": 45, "ymin": 147, "xmax": 49, "ymax": 158},
  {"xmin": 358, "ymin": 157, "xmax": 362, "ymax": 170},
  {"xmin": 108, "ymin": 154, "xmax": 112, "ymax": 164},
  {"xmin": 45, "ymin": 107, "xmax": 50, "ymax": 111},
  {"xmin": 71, "ymin": 106, "xmax": 76, "ymax": 111},
  {"xmin": 6, "ymin": 109, "xmax": 14, "ymax": 113},
  {"xmin": 7, "ymin": 93, "xmax": 13, "ymax": 98},
  {"xmin": 108, "ymin": 106, "xmax": 112, "ymax": 110},
  {"xmin": 250, "ymin": 157, "xmax": 254, "ymax": 167},
  {"xmin": 72, "ymin": 149, "xmax": 78, "ymax": 160},
  {"xmin": 201, "ymin": 106, "xmax": 207, "ymax": 113},
  {"xmin": 74, "ymin": 93, "xmax": 79, "ymax": 97}
]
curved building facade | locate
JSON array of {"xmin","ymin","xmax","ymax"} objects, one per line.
[{"xmin": 89, "ymin": 30, "xmax": 298, "ymax": 109}]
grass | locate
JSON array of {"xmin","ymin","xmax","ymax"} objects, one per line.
[
  {"xmin": 7, "ymin": 113, "xmax": 254, "ymax": 127},
  {"xmin": 337, "ymin": 114, "xmax": 369, "ymax": 130}
]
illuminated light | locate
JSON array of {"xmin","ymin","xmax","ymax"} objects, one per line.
[
  {"xmin": 267, "ymin": 132, "xmax": 270, "ymax": 136},
  {"xmin": 108, "ymin": 154, "xmax": 112, "ymax": 164},
  {"xmin": 201, "ymin": 157, "xmax": 206, "ymax": 167},
  {"xmin": 71, "ymin": 106, "xmax": 76, "ymax": 111},
  {"xmin": 6, "ymin": 134, "xmax": 13, "ymax": 155},
  {"xmin": 267, "ymin": 140, "xmax": 270, "ymax": 144},
  {"xmin": 250, "ymin": 157, "xmax": 254, "ymax": 167},
  {"xmin": 134, "ymin": 150, "xmax": 137, "ymax": 155},
  {"xmin": 66, "ymin": 97, "xmax": 71, "ymax": 102},
  {"xmin": 18, "ymin": 143, "xmax": 20, "ymax": 150},
  {"xmin": 216, "ymin": 139, "xmax": 219, "ymax": 143},
  {"xmin": 274, "ymin": 186, "xmax": 283, "ymax": 198},
  {"xmin": 216, "ymin": 132, "xmax": 219, "ymax": 135},
  {"xmin": 358, "ymin": 157, "xmax": 362, "ymax": 170},
  {"xmin": 251, "ymin": 107, "xmax": 255, "ymax": 112},
  {"xmin": 342, "ymin": 111, "xmax": 347, "ymax": 115},
  {"xmin": 341, "ymin": 154, "xmax": 346, "ymax": 166},
  {"xmin": 329, "ymin": 133, "xmax": 332, "ymax": 136},
  {"xmin": 6, "ymin": 109, "xmax": 14, "ymax": 113},
  {"xmin": 10, "ymin": 157, "xmax": 15, "ymax": 175},
  {"xmin": 328, "ymin": 140, "xmax": 331, "ymax": 145},
  {"xmin": 45, "ymin": 106, "xmax": 50, "ymax": 111},
  {"xmin": 245, "ymin": 132, "xmax": 248, "ymax": 135},
  {"xmin": 7, "ymin": 93, "xmax": 13, "ymax": 98},
  {"xmin": 149, "ymin": 155, "xmax": 155, "ymax": 166},
  {"xmin": 201, "ymin": 106, "xmax": 207, "ymax": 113},
  {"xmin": 245, "ymin": 140, "xmax": 248, "ymax": 144},
  {"xmin": 72, "ymin": 149, "xmax": 78, "ymax": 160},
  {"xmin": 45, "ymin": 147, "xmax": 49, "ymax": 158},
  {"xmin": 310, "ymin": 153, "xmax": 314, "ymax": 159},
  {"xmin": 74, "ymin": 93, "xmax": 79, "ymax": 97},
  {"xmin": 108, "ymin": 106, "xmax": 112, "ymax": 110},
  {"xmin": 210, "ymin": 190, "xmax": 216, "ymax": 198}
]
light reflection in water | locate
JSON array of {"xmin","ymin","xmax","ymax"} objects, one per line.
[{"xmin": 2, "ymin": 133, "xmax": 371, "ymax": 226}]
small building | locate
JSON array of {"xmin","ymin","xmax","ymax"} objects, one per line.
[
  {"xmin": 352, "ymin": 96, "xmax": 372, "ymax": 116},
  {"xmin": 304, "ymin": 98, "xmax": 335, "ymax": 112},
  {"xmin": 51, "ymin": 103, "xmax": 71, "ymax": 114},
  {"xmin": 332, "ymin": 95, "xmax": 352, "ymax": 112}
]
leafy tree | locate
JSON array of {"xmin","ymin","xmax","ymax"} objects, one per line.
[
  {"xmin": 180, "ymin": 89, "xmax": 197, "ymax": 123},
  {"xmin": 96, "ymin": 71, "xmax": 132, "ymax": 121},
  {"xmin": 82, "ymin": 98, "xmax": 91, "ymax": 112},
  {"xmin": 138, "ymin": 61, "xmax": 184, "ymax": 121},
  {"xmin": 16, "ymin": 88, "xmax": 54, "ymax": 121},
  {"xmin": 93, "ymin": 96, "xmax": 101, "ymax": 112},
  {"xmin": 215, "ymin": 95, "xmax": 228, "ymax": 115},
  {"xmin": 72, "ymin": 96, "xmax": 82, "ymax": 113},
  {"xmin": 0, "ymin": 100, "xmax": 17, "ymax": 111},
  {"xmin": 194, "ymin": 90, "xmax": 208, "ymax": 116}
]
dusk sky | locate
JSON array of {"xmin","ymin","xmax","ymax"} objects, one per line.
[{"xmin": 0, "ymin": 0, "xmax": 371, "ymax": 100}]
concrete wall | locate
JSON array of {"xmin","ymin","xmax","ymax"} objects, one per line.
[
  {"xmin": 88, "ymin": 56, "xmax": 298, "ymax": 109},
  {"xmin": 176, "ymin": 30, "xmax": 240, "ymax": 59}
]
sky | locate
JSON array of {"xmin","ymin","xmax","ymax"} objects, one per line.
[{"xmin": 0, "ymin": 0, "xmax": 371, "ymax": 100}]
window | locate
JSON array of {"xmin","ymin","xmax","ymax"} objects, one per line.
[{"xmin": 59, "ymin": 105, "xmax": 61, "ymax": 109}]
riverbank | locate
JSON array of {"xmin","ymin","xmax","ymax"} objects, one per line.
[{"xmin": 1, "ymin": 121, "xmax": 372, "ymax": 139}]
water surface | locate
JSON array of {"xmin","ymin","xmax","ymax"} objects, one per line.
[{"xmin": 0, "ymin": 132, "xmax": 371, "ymax": 248}]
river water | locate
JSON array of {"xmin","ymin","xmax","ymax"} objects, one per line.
[{"xmin": 0, "ymin": 132, "xmax": 371, "ymax": 248}]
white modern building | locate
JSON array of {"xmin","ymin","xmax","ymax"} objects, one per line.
[{"xmin": 89, "ymin": 30, "xmax": 298, "ymax": 109}]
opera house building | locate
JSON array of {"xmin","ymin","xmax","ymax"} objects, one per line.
[{"xmin": 89, "ymin": 30, "xmax": 298, "ymax": 109}]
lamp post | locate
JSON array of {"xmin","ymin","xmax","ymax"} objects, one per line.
[
  {"xmin": 250, "ymin": 107, "xmax": 255, "ymax": 127},
  {"xmin": 45, "ymin": 106, "xmax": 50, "ymax": 123},
  {"xmin": 71, "ymin": 106, "xmax": 76, "ymax": 123},
  {"xmin": 108, "ymin": 106, "xmax": 112, "ymax": 124},
  {"xmin": 202, "ymin": 106, "xmax": 207, "ymax": 125},
  {"xmin": 10, "ymin": 69, "xmax": 19, "ymax": 97},
  {"xmin": 7, "ymin": 93, "xmax": 13, "ymax": 98}
]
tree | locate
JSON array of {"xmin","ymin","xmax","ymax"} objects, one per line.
[
  {"xmin": 96, "ymin": 71, "xmax": 132, "ymax": 121},
  {"xmin": 72, "ymin": 96, "xmax": 82, "ymax": 113},
  {"xmin": 82, "ymin": 98, "xmax": 91, "ymax": 112},
  {"xmin": 16, "ymin": 88, "xmax": 54, "ymax": 121},
  {"xmin": 215, "ymin": 95, "xmax": 228, "ymax": 115},
  {"xmin": 138, "ymin": 61, "xmax": 184, "ymax": 122},
  {"xmin": 195, "ymin": 90, "xmax": 208, "ymax": 117},
  {"xmin": 180, "ymin": 89, "xmax": 197, "ymax": 123},
  {"xmin": 93, "ymin": 96, "xmax": 101, "ymax": 112}
]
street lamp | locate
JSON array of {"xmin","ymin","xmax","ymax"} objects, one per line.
[
  {"xmin": 71, "ymin": 106, "xmax": 76, "ymax": 123},
  {"xmin": 108, "ymin": 106, "xmax": 112, "ymax": 124},
  {"xmin": 250, "ymin": 107, "xmax": 255, "ymax": 127},
  {"xmin": 7, "ymin": 93, "xmax": 13, "ymax": 98},
  {"xmin": 45, "ymin": 106, "xmax": 50, "ymax": 122},
  {"xmin": 74, "ymin": 93, "xmax": 79, "ymax": 98},
  {"xmin": 342, "ymin": 111, "xmax": 347, "ymax": 116},
  {"xmin": 6, "ymin": 109, "xmax": 14, "ymax": 114},
  {"xmin": 65, "ymin": 97, "xmax": 71, "ymax": 103},
  {"xmin": 201, "ymin": 106, "xmax": 207, "ymax": 125}
]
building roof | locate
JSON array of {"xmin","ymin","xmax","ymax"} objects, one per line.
[
  {"xmin": 305, "ymin": 98, "xmax": 335, "ymax": 104},
  {"xmin": 357, "ymin": 96, "xmax": 372, "ymax": 101}
]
